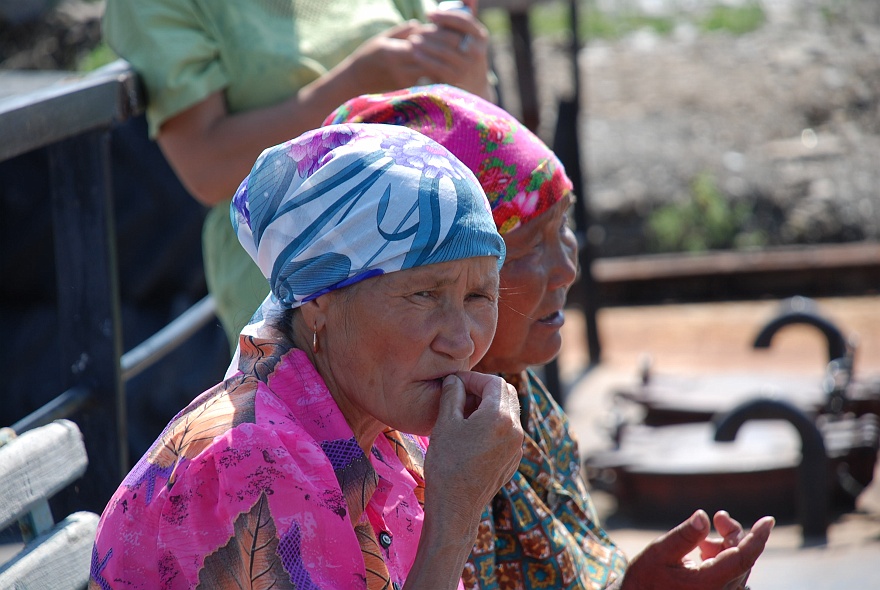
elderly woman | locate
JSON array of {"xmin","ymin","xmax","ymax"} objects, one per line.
[
  {"xmin": 90, "ymin": 124, "xmax": 524, "ymax": 589},
  {"xmin": 327, "ymin": 85, "xmax": 775, "ymax": 590}
]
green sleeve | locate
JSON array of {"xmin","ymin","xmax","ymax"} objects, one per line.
[
  {"xmin": 394, "ymin": 0, "xmax": 435, "ymax": 20},
  {"xmin": 102, "ymin": 0, "xmax": 228, "ymax": 137}
]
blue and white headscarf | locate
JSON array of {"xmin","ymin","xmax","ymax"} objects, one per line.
[{"xmin": 232, "ymin": 123, "xmax": 505, "ymax": 334}]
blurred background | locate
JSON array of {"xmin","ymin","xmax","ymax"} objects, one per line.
[
  {"xmin": 4, "ymin": 0, "xmax": 880, "ymax": 259},
  {"xmin": 3, "ymin": 1, "xmax": 880, "ymax": 586}
]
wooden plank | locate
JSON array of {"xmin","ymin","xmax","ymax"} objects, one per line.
[
  {"xmin": 588, "ymin": 242, "xmax": 880, "ymax": 306},
  {"xmin": 0, "ymin": 420, "xmax": 88, "ymax": 531},
  {"xmin": 0, "ymin": 60, "xmax": 144, "ymax": 163},
  {"xmin": 0, "ymin": 511, "xmax": 98, "ymax": 590}
]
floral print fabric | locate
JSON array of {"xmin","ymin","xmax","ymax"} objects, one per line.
[
  {"xmin": 324, "ymin": 84, "xmax": 573, "ymax": 235},
  {"xmin": 232, "ymin": 123, "xmax": 504, "ymax": 314},
  {"xmin": 91, "ymin": 333, "xmax": 431, "ymax": 589},
  {"xmin": 463, "ymin": 371, "xmax": 628, "ymax": 590},
  {"xmin": 227, "ymin": 123, "xmax": 505, "ymax": 373}
]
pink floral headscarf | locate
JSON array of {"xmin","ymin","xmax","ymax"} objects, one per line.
[{"xmin": 324, "ymin": 84, "xmax": 573, "ymax": 234}]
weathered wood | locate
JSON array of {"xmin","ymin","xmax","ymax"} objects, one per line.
[
  {"xmin": 0, "ymin": 420, "xmax": 88, "ymax": 532},
  {"xmin": 590, "ymin": 242, "xmax": 880, "ymax": 306},
  {"xmin": 0, "ymin": 60, "xmax": 144, "ymax": 163},
  {"xmin": 0, "ymin": 511, "xmax": 99, "ymax": 590}
]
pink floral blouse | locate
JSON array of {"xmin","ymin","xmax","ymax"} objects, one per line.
[{"xmin": 90, "ymin": 335, "xmax": 429, "ymax": 589}]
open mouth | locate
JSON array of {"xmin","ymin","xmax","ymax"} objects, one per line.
[{"xmin": 538, "ymin": 310, "xmax": 564, "ymax": 325}]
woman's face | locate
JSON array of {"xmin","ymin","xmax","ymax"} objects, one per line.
[
  {"xmin": 318, "ymin": 256, "xmax": 500, "ymax": 437},
  {"xmin": 474, "ymin": 196, "xmax": 578, "ymax": 375}
]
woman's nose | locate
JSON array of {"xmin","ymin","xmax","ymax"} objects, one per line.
[
  {"xmin": 548, "ymin": 233, "xmax": 578, "ymax": 291},
  {"xmin": 433, "ymin": 311, "xmax": 477, "ymax": 360}
]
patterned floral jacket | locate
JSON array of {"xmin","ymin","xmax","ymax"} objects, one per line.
[
  {"xmin": 90, "ymin": 335, "xmax": 430, "ymax": 589},
  {"xmin": 463, "ymin": 370, "xmax": 628, "ymax": 589}
]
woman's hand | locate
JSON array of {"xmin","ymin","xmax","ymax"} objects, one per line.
[
  {"xmin": 404, "ymin": 372, "xmax": 523, "ymax": 589},
  {"xmin": 426, "ymin": 372, "xmax": 523, "ymax": 519},
  {"xmin": 337, "ymin": 20, "xmax": 442, "ymax": 94},
  {"xmin": 409, "ymin": 8, "xmax": 493, "ymax": 100},
  {"xmin": 612, "ymin": 510, "xmax": 775, "ymax": 590}
]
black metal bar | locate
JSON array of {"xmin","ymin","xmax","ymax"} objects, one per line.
[
  {"xmin": 714, "ymin": 398, "xmax": 829, "ymax": 543},
  {"xmin": 121, "ymin": 295, "xmax": 217, "ymax": 382},
  {"xmin": 0, "ymin": 60, "xmax": 144, "ymax": 163},
  {"xmin": 508, "ymin": 10, "xmax": 539, "ymax": 131},
  {"xmin": 753, "ymin": 296, "xmax": 849, "ymax": 362},
  {"xmin": 550, "ymin": 0, "xmax": 600, "ymax": 365},
  {"xmin": 10, "ymin": 387, "xmax": 92, "ymax": 435},
  {"xmin": 49, "ymin": 129, "xmax": 127, "ymax": 516},
  {"xmin": 542, "ymin": 358, "xmax": 563, "ymax": 405}
]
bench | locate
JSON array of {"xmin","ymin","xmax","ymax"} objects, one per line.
[{"xmin": 0, "ymin": 419, "xmax": 98, "ymax": 589}]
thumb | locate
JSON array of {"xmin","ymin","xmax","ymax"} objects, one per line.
[
  {"xmin": 384, "ymin": 19, "xmax": 421, "ymax": 39},
  {"xmin": 654, "ymin": 510, "xmax": 711, "ymax": 563},
  {"xmin": 438, "ymin": 374, "xmax": 466, "ymax": 421}
]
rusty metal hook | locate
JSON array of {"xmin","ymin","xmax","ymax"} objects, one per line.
[
  {"xmin": 753, "ymin": 296, "xmax": 849, "ymax": 362},
  {"xmin": 714, "ymin": 397, "xmax": 829, "ymax": 544}
]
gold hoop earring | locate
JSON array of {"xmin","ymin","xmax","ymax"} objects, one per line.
[{"xmin": 312, "ymin": 321, "xmax": 318, "ymax": 354}]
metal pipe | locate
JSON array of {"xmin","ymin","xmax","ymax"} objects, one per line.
[
  {"xmin": 10, "ymin": 387, "xmax": 92, "ymax": 435},
  {"xmin": 120, "ymin": 295, "xmax": 217, "ymax": 382},
  {"xmin": 714, "ymin": 397, "xmax": 829, "ymax": 543},
  {"xmin": 753, "ymin": 296, "xmax": 848, "ymax": 362}
]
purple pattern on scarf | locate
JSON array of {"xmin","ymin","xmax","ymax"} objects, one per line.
[
  {"xmin": 277, "ymin": 522, "xmax": 322, "ymax": 589},
  {"xmin": 321, "ymin": 437, "xmax": 365, "ymax": 471},
  {"xmin": 380, "ymin": 133, "xmax": 466, "ymax": 180},
  {"xmin": 123, "ymin": 459, "xmax": 175, "ymax": 504},
  {"xmin": 90, "ymin": 545, "xmax": 112, "ymax": 590},
  {"xmin": 287, "ymin": 126, "xmax": 356, "ymax": 178}
]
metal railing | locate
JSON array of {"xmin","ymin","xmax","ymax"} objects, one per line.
[{"xmin": 1, "ymin": 60, "xmax": 217, "ymax": 515}]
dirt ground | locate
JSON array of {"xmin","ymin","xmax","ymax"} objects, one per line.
[{"xmin": 489, "ymin": 0, "xmax": 880, "ymax": 257}]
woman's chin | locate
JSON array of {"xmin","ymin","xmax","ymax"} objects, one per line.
[{"xmin": 528, "ymin": 333, "xmax": 563, "ymax": 367}]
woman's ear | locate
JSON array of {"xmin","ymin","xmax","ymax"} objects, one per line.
[{"xmin": 299, "ymin": 298, "xmax": 328, "ymax": 332}]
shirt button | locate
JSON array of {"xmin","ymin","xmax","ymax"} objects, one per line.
[{"xmin": 379, "ymin": 531, "xmax": 392, "ymax": 548}]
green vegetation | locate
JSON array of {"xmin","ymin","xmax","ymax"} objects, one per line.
[
  {"xmin": 582, "ymin": 5, "xmax": 675, "ymax": 39},
  {"xmin": 699, "ymin": 2, "xmax": 766, "ymax": 35},
  {"xmin": 647, "ymin": 171, "xmax": 760, "ymax": 253},
  {"xmin": 77, "ymin": 41, "xmax": 117, "ymax": 72},
  {"xmin": 482, "ymin": 1, "xmax": 674, "ymax": 40},
  {"xmin": 481, "ymin": 0, "xmax": 764, "ymax": 41}
]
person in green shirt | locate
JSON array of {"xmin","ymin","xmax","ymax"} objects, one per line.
[{"xmin": 103, "ymin": 0, "xmax": 493, "ymax": 347}]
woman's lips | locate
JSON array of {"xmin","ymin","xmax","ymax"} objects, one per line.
[{"xmin": 537, "ymin": 310, "xmax": 564, "ymax": 326}]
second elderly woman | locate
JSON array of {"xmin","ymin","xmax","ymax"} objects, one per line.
[
  {"xmin": 90, "ymin": 124, "xmax": 524, "ymax": 589},
  {"xmin": 328, "ymin": 85, "xmax": 775, "ymax": 590}
]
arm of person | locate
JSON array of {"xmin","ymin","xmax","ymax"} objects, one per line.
[
  {"xmin": 607, "ymin": 509, "xmax": 775, "ymax": 590},
  {"xmin": 157, "ymin": 20, "xmax": 437, "ymax": 206},
  {"xmin": 403, "ymin": 372, "xmax": 523, "ymax": 589},
  {"xmin": 158, "ymin": 9, "xmax": 494, "ymax": 206}
]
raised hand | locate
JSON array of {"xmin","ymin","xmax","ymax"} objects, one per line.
[
  {"xmin": 425, "ymin": 372, "xmax": 523, "ymax": 522},
  {"xmin": 614, "ymin": 509, "xmax": 775, "ymax": 590},
  {"xmin": 404, "ymin": 372, "xmax": 523, "ymax": 590},
  {"xmin": 338, "ymin": 20, "xmax": 439, "ymax": 93},
  {"xmin": 408, "ymin": 8, "xmax": 493, "ymax": 99}
]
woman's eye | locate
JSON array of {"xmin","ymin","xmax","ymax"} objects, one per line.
[
  {"xmin": 468, "ymin": 291, "xmax": 495, "ymax": 302},
  {"xmin": 560, "ymin": 214, "xmax": 571, "ymax": 232}
]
